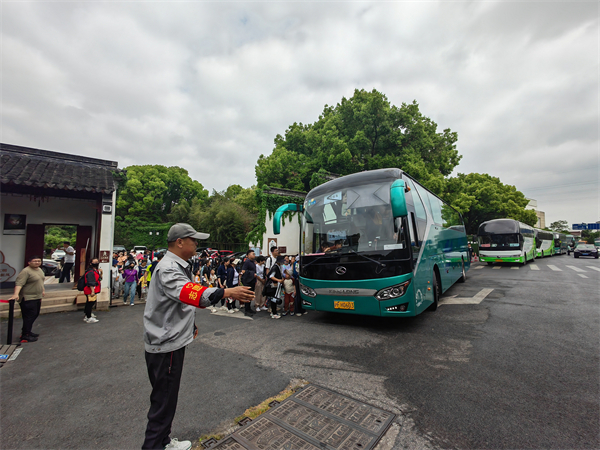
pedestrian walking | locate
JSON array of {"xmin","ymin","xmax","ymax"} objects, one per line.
[
  {"xmin": 123, "ymin": 261, "xmax": 139, "ymax": 306},
  {"xmin": 217, "ymin": 258, "xmax": 229, "ymax": 310},
  {"xmin": 142, "ymin": 223, "xmax": 253, "ymax": 450},
  {"xmin": 82, "ymin": 258, "xmax": 102, "ymax": 323},
  {"xmin": 58, "ymin": 241, "xmax": 75, "ymax": 283},
  {"xmin": 226, "ymin": 260, "xmax": 240, "ymax": 313},
  {"xmin": 254, "ymin": 256, "xmax": 268, "ymax": 312},
  {"xmin": 9, "ymin": 255, "xmax": 45, "ymax": 342},
  {"xmin": 240, "ymin": 250, "xmax": 258, "ymax": 317},
  {"xmin": 266, "ymin": 255, "xmax": 285, "ymax": 319}
]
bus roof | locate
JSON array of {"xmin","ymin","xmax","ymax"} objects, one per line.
[
  {"xmin": 478, "ymin": 218, "xmax": 533, "ymax": 235},
  {"xmin": 308, "ymin": 168, "xmax": 403, "ymax": 198}
]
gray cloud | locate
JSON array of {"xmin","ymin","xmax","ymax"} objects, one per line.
[{"xmin": 2, "ymin": 2, "xmax": 598, "ymax": 225}]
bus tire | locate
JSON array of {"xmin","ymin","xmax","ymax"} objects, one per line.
[
  {"xmin": 487, "ymin": 262, "xmax": 493, "ymax": 266},
  {"xmin": 458, "ymin": 261, "xmax": 466, "ymax": 283},
  {"xmin": 428, "ymin": 271, "xmax": 440, "ymax": 311}
]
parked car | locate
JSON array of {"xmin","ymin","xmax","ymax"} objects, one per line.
[
  {"xmin": 217, "ymin": 250, "xmax": 234, "ymax": 258},
  {"xmin": 113, "ymin": 245, "xmax": 126, "ymax": 253},
  {"xmin": 42, "ymin": 259, "xmax": 59, "ymax": 276},
  {"xmin": 573, "ymin": 244, "xmax": 598, "ymax": 259},
  {"xmin": 51, "ymin": 249, "xmax": 66, "ymax": 261},
  {"xmin": 133, "ymin": 246, "xmax": 147, "ymax": 255}
]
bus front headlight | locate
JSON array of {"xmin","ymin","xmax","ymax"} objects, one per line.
[
  {"xmin": 300, "ymin": 284, "xmax": 317, "ymax": 298},
  {"xmin": 375, "ymin": 281, "xmax": 411, "ymax": 301}
]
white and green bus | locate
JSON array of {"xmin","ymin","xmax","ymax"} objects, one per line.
[
  {"xmin": 553, "ymin": 233, "xmax": 568, "ymax": 255},
  {"xmin": 477, "ymin": 219, "xmax": 536, "ymax": 265},
  {"xmin": 534, "ymin": 229, "xmax": 555, "ymax": 258},
  {"xmin": 272, "ymin": 168, "xmax": 469, "ymax": 317}
]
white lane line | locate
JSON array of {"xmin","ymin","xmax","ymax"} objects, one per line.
[
  {"xmin": 530, "ymin": 264, "xmax": 540, "ymax": 270},
  {"xmin": 566, "ymin": 265, "xmax": 586, "ymax": 273},
  {"xmin": 511, "ymin": 267, "xmax": 519, "ymax": 270},
  {"xmin": 547, "ymin": 265, "xmax": 562, "ymax": 271},
  {"xmin": 441, "ymin": 288, "xmax": 495, "ymax": 305},
  {"xmin": 493, "ymin": 266, "xmax": 501, "ymax": 270},
  {"xmin": 586, "ymin": 266, "xmax": 600, "ymax": 272},
  {"xmin": 578, "ymin": 274, "xmax": 588, "ymax": 279},
  {"xmin": 206, "ymin": 309, "xmax": 253, "ymax": 320},
  {"xmin": 474, "ymin": 266, "xmax": 484, "ymax": 270}
]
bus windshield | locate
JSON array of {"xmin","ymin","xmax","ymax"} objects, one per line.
[
  {"xmin": 302, "ymin": 181, "xmax": 408, "ymax": 260},
  {"xmin": 479, "ymin": 234, "xmax": 521, "ymax": 250}
]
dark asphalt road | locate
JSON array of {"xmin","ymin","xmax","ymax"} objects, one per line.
[{"xmin": 1, "ymin": 254, "xmax": 598, "ymax": 449}]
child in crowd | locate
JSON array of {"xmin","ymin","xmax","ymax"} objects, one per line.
[
  {"xmin": 194, "ymin": 269, "xmax": 201, "ymax": 284},
  {"xmin": 209, "ymin": 269, "xmax": 217, "ymax": 287},
  {"xmin": 282, "ymin": 259, "xmax": 295, "ymax": 316}
]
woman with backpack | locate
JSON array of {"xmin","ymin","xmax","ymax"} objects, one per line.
[
  {"xmin": 83, "ymin": 258, "xmax": 102, "ymax": 324},
  {"xmin": 266, "ymin": 255, "xmax": 285, "ymax": 319}
]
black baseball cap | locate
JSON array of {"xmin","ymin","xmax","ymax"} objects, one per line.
[{"xmin": 167, "ymin": 223, "xmax": 210, "ymax": 242}]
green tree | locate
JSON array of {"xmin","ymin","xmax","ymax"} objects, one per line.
[
  {"xmin": 256, "ymin": 88, "xmax": 460, "ymax": 195},
  {"xmin": 581, "ymin": 230, "xmax": 600, "ymax": 244},
  {"xmin": 442, "ymin": 173, "xmax": 537, "ymax": 235},
  {"xmin": 549, "ymin": 220, "xmax": 570, "ymax": 233},
  {"xmin": 116, "ymin": 165, "xmax": 209, "ymax": 225},
  {"xmin": 188, "ymin": 198, "xmax": 255, "ymax": 244}
]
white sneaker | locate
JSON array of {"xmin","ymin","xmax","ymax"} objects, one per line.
[
  {"xmin": 83, "ymin": 313, "xmax": 97, "ymax": 320},
  {"xmin": 210, "ymin": 307, "xmax": 218, "ymax": 313},
  {"xmin": 130, "ymin": 303, "xmax": 134, "ymax": 306},
  {"xmin": 164, "ymin": 438, "xmax": 192, "ymax": 450},
  {"xmin": 233, "ymin": 308, "xmax": 239, "ymax": 312},
  {"xmin": 85, "ymin": 317, "xmax": 99, "ymax": 323},
  {"xmin": 220, "ymin": 306, "xmax": 228, "ymax": 311},
  {"xmin": 261, "ymin": 306, "xmax": 269, "ymax": 311},
  {"xmin": 271, "ymin": 314, "xmax": 280, "ymax": 319},
  {"xmin": 228, "ymin": 309, "xmax": 235, "ymax": 314}
]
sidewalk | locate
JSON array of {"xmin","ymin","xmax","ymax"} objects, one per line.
[{"xmin": 0, "ymin": 305, "xmax": 290, "ymax": 450}]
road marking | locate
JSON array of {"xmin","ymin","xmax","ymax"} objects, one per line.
[
  {"xmin": 547, "ymin": 265, "xmax": 562, "ymax": 271},
  {"xmin": 566, "ymin": 265, "xmax": 586, "ymax": 273},
  {"xmin": 530, "ymin": 264, "xmax": 540, "ymax": 270},
  {"xmin": 493, "ymin": 266, "xmax": 501, "ymax": 270},
  {"xmin": 206, "ymin": 309, "xmax": 253, "ymax": 320},
  {"xmin": 586, "ymin": 266, "xmax": 600, "ymax": 272},
  {"xmin": 511, "ymin": 266, "xmax": 519, "ymax": 270},
  {"xmin": 440, "ymin": 288, "xmax": 494, "ymax": 305},
  {"xmin": 8, "ymin": 348, "xmax": 22, "ymax": 361},
  {"xmin": 578, "ymin": 274, "xmax": 588, "ymax": 279},
  {"xmin": 474, "ymin": 266, "xmax": 484, "ymax": 270}
]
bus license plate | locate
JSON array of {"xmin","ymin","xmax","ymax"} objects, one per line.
[
  {"xmin": 334, "ymin": 301, "xmax": 354, "ymax": 310},
  {"xmin": 495, "ymin": 259, "xmax": 503, "ymax": 262}
]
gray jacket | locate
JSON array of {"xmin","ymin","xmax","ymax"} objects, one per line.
[{"xmin": 143, "ymin": 251, "xmax": 223, "ymax": 353}]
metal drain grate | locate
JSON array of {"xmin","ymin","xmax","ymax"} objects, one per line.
[{"xmin": 211, "ymin": 384, "xmax": 395, "ymax": 450}]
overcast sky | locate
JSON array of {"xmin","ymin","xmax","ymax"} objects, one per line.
[{"xmin": 3, "ymin": 2, "xmax": 598, "ymax": 226}]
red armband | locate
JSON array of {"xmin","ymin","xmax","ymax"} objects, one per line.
[{"xmin": 179, "ymin": 282, "xmax": 208, "ymax": 308}]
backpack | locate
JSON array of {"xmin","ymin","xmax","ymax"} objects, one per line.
[{"xmin": 77, "ymin": 270, "xmax": 92, "ymax": 291}]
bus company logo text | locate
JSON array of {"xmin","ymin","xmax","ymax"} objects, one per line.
[{"xmin": 328, "ymin": 289, "xmax": 359, "ymax": 295}]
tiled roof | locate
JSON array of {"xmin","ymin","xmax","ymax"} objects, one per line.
[{"xmin": 1, "ymin": 143, "xmax": 120, "ymax": 194}]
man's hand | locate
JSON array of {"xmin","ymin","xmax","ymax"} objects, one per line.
[{"xmin": 224, "ymin": 286, "xmax": 254, "ymax": 303}]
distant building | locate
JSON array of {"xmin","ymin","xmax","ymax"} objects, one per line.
[{"xmin": 526, "ymin": 198, "xmax": 546, "ymax": 229}]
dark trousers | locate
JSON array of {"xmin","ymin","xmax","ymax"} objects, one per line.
[
  {"xmin": 270, "ymin": 299, "xmax": 278, "ymax": 315},
  {"xmin": 19, "ymin": 299, "xmax": 41, "ymax": 336},
  {"xmin": 143, "ymin": 347, "xmax": 186, "ymax": 450},
  {"xmin": 293, "ymin": 277, "xmax": 304, "ymax": 314},
  {"xmin": 246, "ymin": 282, "xmax": 256, "ymax": 312},
  {"xmin": 59, "ymin": 262, "xmax": 74, "ymax": 283},
  {"xmin": 84, "ymin": 295, "xmax": 97, "ymax": 319}
]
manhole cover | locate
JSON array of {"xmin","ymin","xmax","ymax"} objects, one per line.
[{"xmin": 211, "ymin": 384, "xmax": 395, "ymax": 450}]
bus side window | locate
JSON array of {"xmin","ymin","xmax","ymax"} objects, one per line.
[{"xmin": 410, "ymin": 212, "xmax": 420, "ymax": 265}]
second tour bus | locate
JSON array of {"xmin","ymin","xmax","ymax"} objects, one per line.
[
  {"xmin": 534, "ymin": 229, "xmax": 554, "ymax": 258},
  {"xmin": 272, "ymin": 168, "xmax": 470, "ymax": 317},
  {"xmin": 478, "ymin": 219, "xmax": 536, "ymax": 265},
  {"xmin": 553, "ymin": 233, "xmax": 568, "ymax": 255}
]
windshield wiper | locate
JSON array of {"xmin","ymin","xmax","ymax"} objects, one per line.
[
  {"xmin": 346, "ymin": 248, "xmax": 386, "ymax": 267},
  {"xmin": 302, "ymin": 253, "xmax": 337, "ymax": 269}
]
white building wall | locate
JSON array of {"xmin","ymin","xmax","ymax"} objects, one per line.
[
  {"xmin": 262, "ymin": 211, "xmax": 301, "ymax": 256},
  {"xmin": 0, "ymin": 192, "xmax": 97, "ymax": 282},
  {"xmin": 97, "ymin": 190, "xmax": 117, "ymax": 290}
]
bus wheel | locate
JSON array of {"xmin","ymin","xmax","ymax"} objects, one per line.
[
  {"xmin": 428, "ymin": 272, "xmax": 440, "ymax": 311},
  {"xmin": 458, "ymin": 261, "xmax": 466, "ymax": 283},
  {"xmin": 487, "ymin": 262, "xmax": 493, "ymax": 266}
]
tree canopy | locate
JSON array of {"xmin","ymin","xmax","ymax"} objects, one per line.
[
  {"xmin": 442, "ymin": 173, "xmax": 538, "ymax": 235},
  {"xmin": 116, "ymin": 165, "xmax": 208, "ymax": 224},
  {"xmin": 256, "ymin": 88, "xmax": 460, "ymax": 195},
  {"xmin": 548, "ymin": 220, "xmax": 570, "ymax": 233}
]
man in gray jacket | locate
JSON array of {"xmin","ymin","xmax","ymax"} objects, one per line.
[{"xmin": 143, "ymin": 223, "xmax": 253, "ymax": 450}]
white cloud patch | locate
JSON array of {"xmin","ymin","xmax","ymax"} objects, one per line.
[{"xmin": 2, "ymin": 2, "xmax": 598, "ymax": 224}]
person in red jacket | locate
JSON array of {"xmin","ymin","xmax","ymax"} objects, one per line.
[{"xmin": 83, "ymin": 258, "xmax": 102, "ymax": 324}]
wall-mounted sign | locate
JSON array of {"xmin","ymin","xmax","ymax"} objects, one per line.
[
  {"xmin": 3, "ymin": 214, "xmax": 26, "ymax": 235},
  {"xmin": 99, "ymin": 251, "xmax": 111, "ymax": 263}
]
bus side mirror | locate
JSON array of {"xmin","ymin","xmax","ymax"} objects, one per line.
[
  {"xmin": 390, "ymin": 180, "xmax": 408, "ymax": 217},
  {"xmin": 273, "ymin": 203, "xmax": 304, "ymax": 235}
]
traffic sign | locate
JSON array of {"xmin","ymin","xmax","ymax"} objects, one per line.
[{"xmin": 572, "ymin": 223, "xmax": 600, "ymax": 230}]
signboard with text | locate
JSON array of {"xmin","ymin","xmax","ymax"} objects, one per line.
[{"xmin": 572, "ymin": 223, "xmax": 600, "ymax": 230}]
